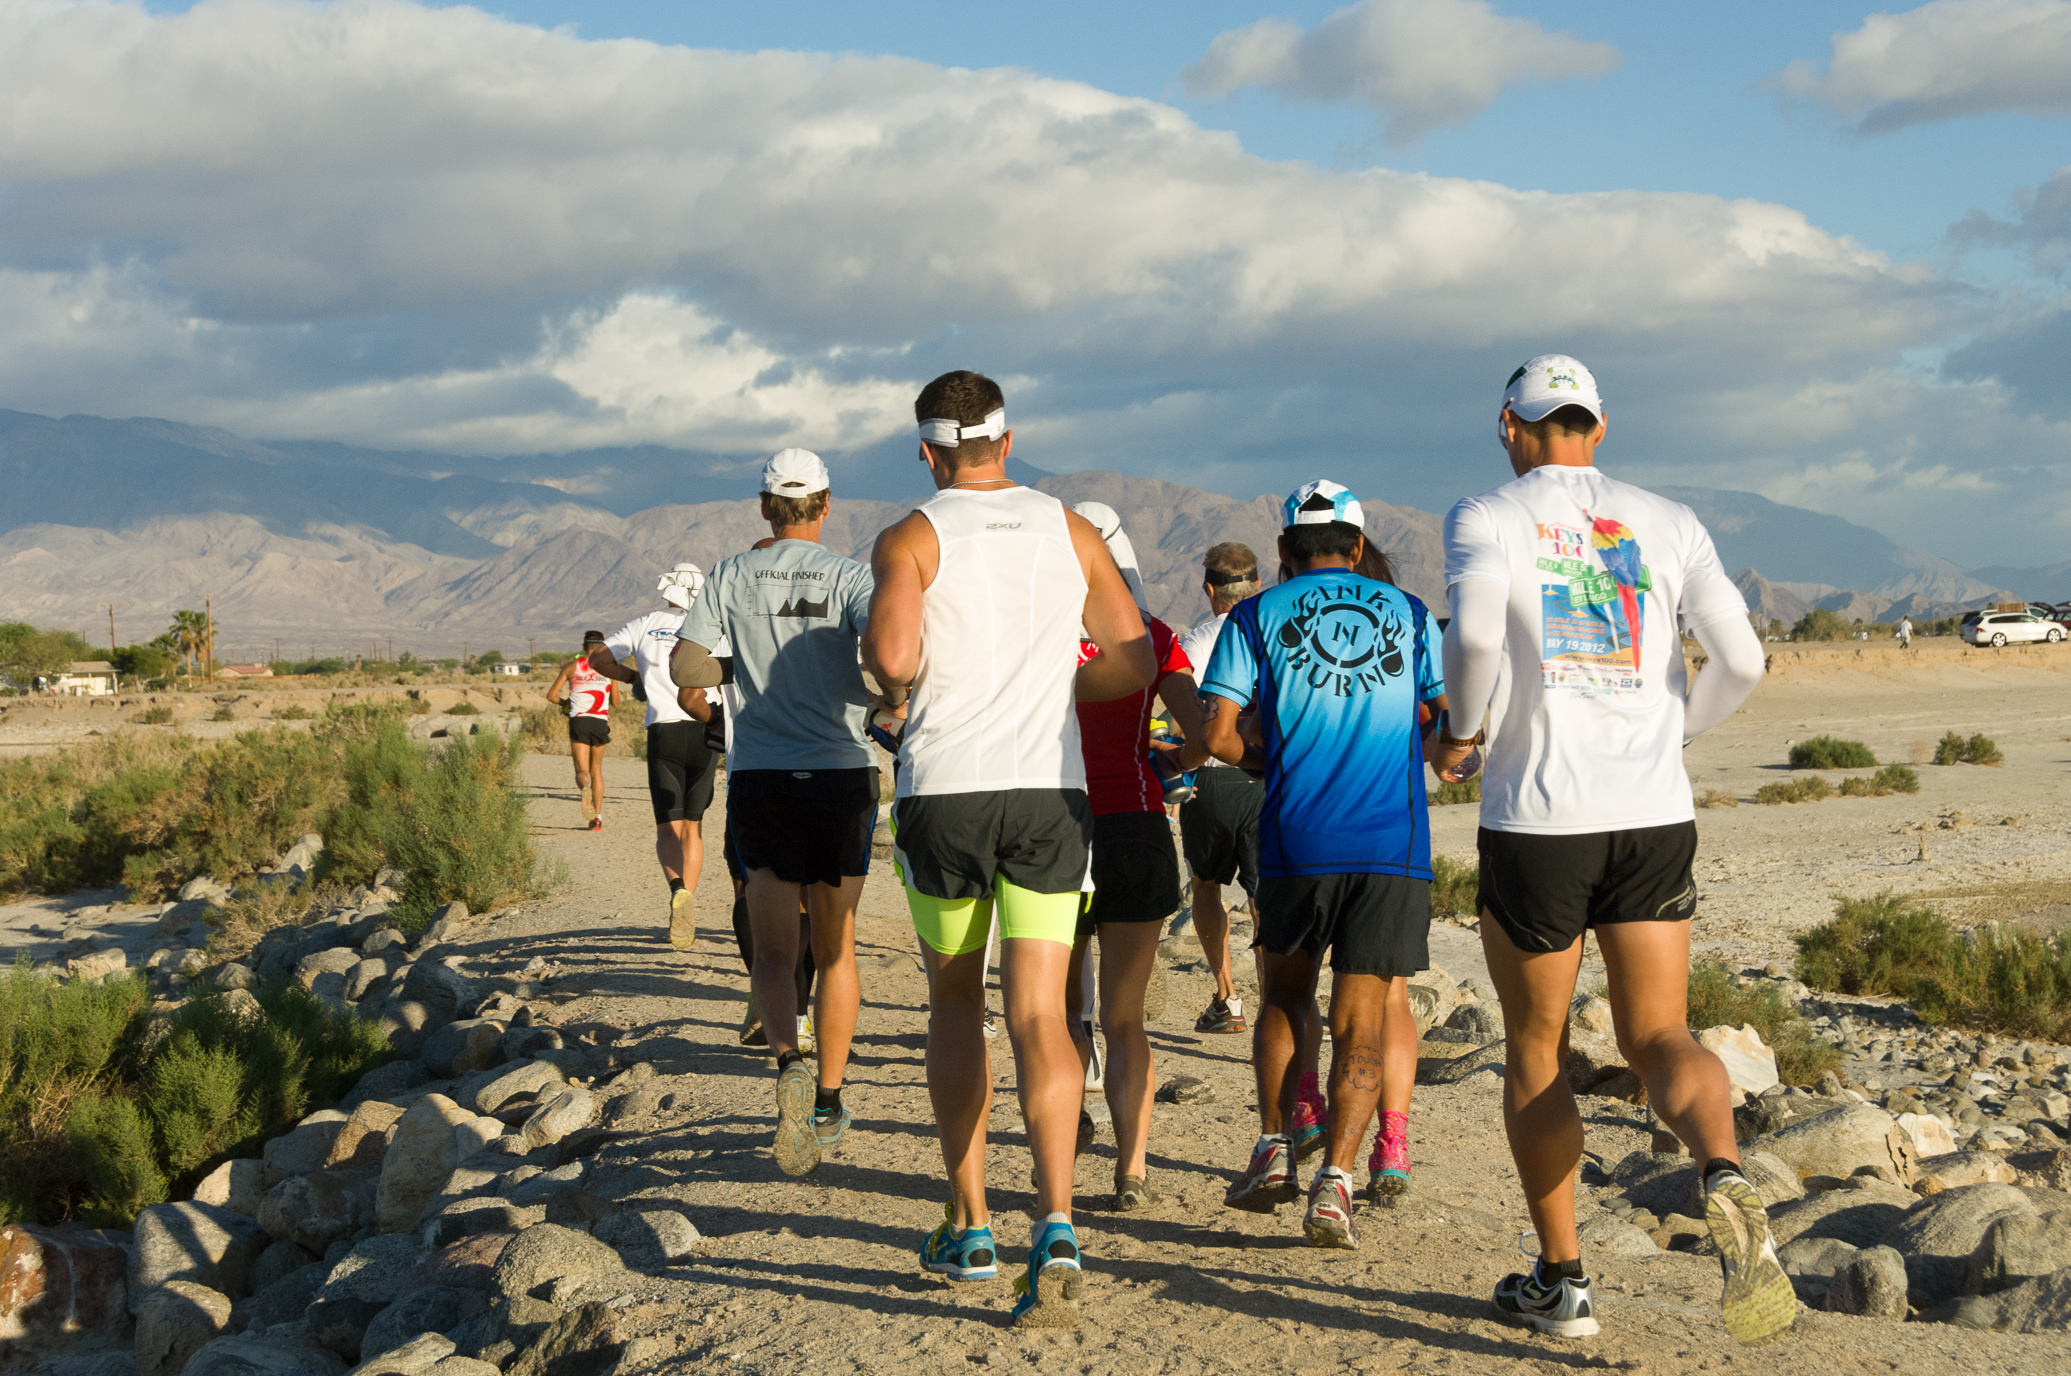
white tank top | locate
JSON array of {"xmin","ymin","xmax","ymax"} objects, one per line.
[
  {"xmin": 569, "ymin": 657, "xmax": 611, "ymax": 720},
  {"xmin": 897, "ymin": 486, "xmax": 1090, "ymax": 798}
]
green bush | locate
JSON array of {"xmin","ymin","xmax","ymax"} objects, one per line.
[
  {"xmin": 1933, "ymin": 731, "xmax": 2003, "ymax": 766},
  {"xmin": 1790, "ymin": 608, "xmax": 1856, "ymax": 642},
  {"xmin": 1686, "ymin": 960, "xmax": 1843, "ymax": 1087},
  {"xmin": 1431, "ymin": 855, "xmax": 1478, "ymax": 918},
  {"xmin": 272, "ymin": 705, "xmax": 312, "ymax": 721},
  {"xmin": 209, "ymin": 705, "xmax": 236, "ymax": 722},
  {"xmin": 1794, "ymin": 893, "xmax": 1954, "ymax": 996},
  {"xmin": 1874, "ymin": 763, "xmax": 1920, "ymax": 794},
  {"xmin": 1695, "ymin": 787, "xmax": 1738, "ymax": 809},
  {"xmin": 1789, "ymin": 736, "xmax": 1877, "ymax": 769},
  {"xmin": 1756, "ymin": 776, "xmax": 1832, "ymax": 805},
  {"xmin": 445, "ymin": 700, "xmax": 481, "ymax": 716},
  {"xmin": 1429, "ymin": 776, "xmax": 1480, "ymax": 806},
  {"xmin": 133, "ymin": 706, "xmax": 174, "ymax": 725},
  {"xmin": 65, "ymin": 1094, "xmax": 168, "ymax": 1225}
]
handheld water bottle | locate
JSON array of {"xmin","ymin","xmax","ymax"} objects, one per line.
[{"xmin": 1148, "ymin": 717, "xmax": 1196, "ymax": 804}]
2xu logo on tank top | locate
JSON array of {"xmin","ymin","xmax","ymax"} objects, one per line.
[
  {"xmin": 1534, "ymin": 515, "xmax": 1652, "ymax": 697},
  {"xmin": 1276, "ymin": 580, "xmax": 1411, "ymax": 698}
]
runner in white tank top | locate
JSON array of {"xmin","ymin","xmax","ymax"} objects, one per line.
[
  {"xmin": 545, "ymin": 631, "xmax": 620, "ymax": 830},
  {"xmin": 863, "ymin": 370, "xmax": 1154, "ymax": 1329}
]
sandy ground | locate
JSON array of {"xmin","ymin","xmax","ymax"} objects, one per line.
[{"xmin": 7, "ymin": 646, "xmax": 2071, "ymax": 1372}]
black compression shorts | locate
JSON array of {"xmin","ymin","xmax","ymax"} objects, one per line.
[
  {"xmin": 1255, "ymin": 872, "xmax": 1431, "ymax": 978},
  {"xmin": 1477, "ymin": 822, "xmax": 1699, "ymax": 955},
  {"xmin": 568, "ymin": 716, "xmax": 610, "ymax": 747},
  {"xmin": 645, "ymin": 721, "xmax": 716, "ymax": 824},
  {"xmin": 1179, "ymin": 766, "xmax": 1261, "ymax": 896},
  {"xmin": 727, "ymin": 767, "xmax": 878, "ymax": 888},
  {"xmin": 1078, "ymin": 810, "xmax": 1181, "ymax": 934}
]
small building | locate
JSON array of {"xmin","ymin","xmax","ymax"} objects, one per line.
[
  {"xmin": 52, "ymin": 661, "xmax": 118, "ymax": 695},
  {"xmin": 493, "ymin": 662, "xmax": 530, "ymax": 677},
  {"xmin": 219, "ymin": 664, "xmax": 275, "ymax": 679}
]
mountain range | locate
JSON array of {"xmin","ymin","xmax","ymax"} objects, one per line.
[{"xmin": 1, "ymin": 409, "xmax": 2058, "ymax": 660}]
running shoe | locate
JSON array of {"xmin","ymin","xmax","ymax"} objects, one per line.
[
  {"xmin": 581, "ymin": 799, "xmax": 597, "ymax": 825},
  {"xmin": 1081, "ymin": 1020, "xmax": 1103, "ymax": 1089},
  {"xmin": 738, "ymin": 991, "xmax": 765, "ymax": 1047},
  {"xmin": 1195, "ymin": 996, "xmax": 1247, "ymax": 1035},
  {"xmin": 1113, "ymin": 1174, "xmax": 1157, "ymax": 1212},
  {"xmin": 667, "ymin": 888, "xmax": 696, "ymax": 950},
  {"xmin": 920, "ymin": 1202, "xmax": 998, "ymax": 1282},
  {"xmin": 1704, "ymin": 1169, "xmax": 1797, "ymax": 1345},
  {"xmin": 1076, "ymin": 1109, "xmax": 1098, "ymax": 1156},
  {"xmin": 1303, "ymin": 1169, "xmax": 1358, "ymax": 1249},
  {"xmin": 1225, "ymin": 1136, "xmax": 1299, "ymax": 1213},
  {"xmin": 812, "ymin": 1103, "xmax": 852, "ymax": 1152},
  {"xmin": 588, "ymin": 818, "xmax": 603, "ymax": 832},
  {"xmin": 797, "ymin": 1009, "xmax": 816, "ymax": 1056},
  {"xmin": 1366, "ymin": 1123, "xmax": 1410, "ymax": 1202},
  {"xmin": 771, "ymin": 1058, "xmax": 820, "ymax": 1177},
  {"xmin": 981, "ymin": 1011, "xmax": 1001, "ymax": 1039},
  {"xmin": 1492, "ymin": 1266, "xmax": 1599, "ymax": 1338},
  {"xmin": 1009, "ymin": 1218, "xmax": 1083, "ymax": 1329},
  {"xmin": 1288, "ymin": 1096, "xmax": 1326, "ymax": 1162}
]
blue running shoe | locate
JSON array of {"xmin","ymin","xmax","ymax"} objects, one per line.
[
  {"xmin": 1010, "ymin": 1217, "xmax": 1084, "ymax": 1328},
  {"xmin": 920, "ymin": 1202, "xmax": 998, "ymax": 1282},
  {"xmin": 813, "ymin": 1103, "xmax": 852, "ymax": 1152}
]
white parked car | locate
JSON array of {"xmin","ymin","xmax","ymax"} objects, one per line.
[{"xmin": 1963, "ymin": 612, "xmax": 2065, "ymax": 647}]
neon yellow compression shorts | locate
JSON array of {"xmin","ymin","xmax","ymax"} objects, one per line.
[{"xmin": 905, "ymin": 879, "xmax": 1082, "ymax": 954}]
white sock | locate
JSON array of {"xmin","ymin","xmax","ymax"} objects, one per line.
[
  {"xmin": 1042, "ymin": 1211, "xmax": 1070, "ymax": 1227},
  {"xmin": 1317, "ymin": 1164, "xmax": 1353, "ymax": 1182},
  {"xmin": 1226, "ymin": 995, "xmax": 1244, "ymax": 1016},
  {"xmin": 1254, "ymin": 1133, "xmax": 1287, "ymax": 1157}
]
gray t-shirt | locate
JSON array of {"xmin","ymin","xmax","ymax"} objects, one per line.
[{"xmin": 677, "ymin": 539, "xmax": 875, "ymax": 772}]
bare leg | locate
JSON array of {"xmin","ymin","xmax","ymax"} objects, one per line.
[
  {"xmin": 1253, "ymin": 950, "xmax": 1320, "ymax": 1135},
  {"xmin": 1066, "ymin": 934, "xmax": 1094, "ymax": 1077},
  {"xmin": 587, "ymin": 741, "xmax": 607, "ymax": 819},
  {"xmin": 1000, "ymin": 936, "xmax": 1082, "ymax": 1218},
  {"xmin": 1190, "ymin": 877, "xmax": 1237, "ymax": 1002},
  {"xmin": 919, "ymin": 941, "xmax": 993, "ymax": 1230},
  {"xmin": 806, "ymin": 875, "xmax": 865, "ymax": 1092},
  {"xmin": 570, "ymin": 740, "xmax": 592, "ymax": 817},
  {"xmin": 1319, "ymin": 974, "xmax": 1416, "ymax": 1171},
  {"xmin": 746, "ymin": 870, "xmax": 807, "ymax": 1058},
  {"xmin": 655, "ymin": 817, "xmax": 700, "ymax": 886},
  {"xmin": 1595, "ymin": 920, "xmax": 1737, "ymax": 1164},
  {"xmin": 1096, "ymin": 922, "xmax": 1163, "ymax": 1179},
  {"xmin": 1480, "ymin": 916, "xmax": 1587, "ymax": 1264}
]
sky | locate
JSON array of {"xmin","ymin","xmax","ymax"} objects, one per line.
[{"xmin": 5, "ymin": 0, "xmax": 2070, "ymax": 567}]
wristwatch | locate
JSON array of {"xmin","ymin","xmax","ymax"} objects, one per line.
[{"xmin": 1436, "ymin": 711, "xmax": 1484, "ymax": 749}]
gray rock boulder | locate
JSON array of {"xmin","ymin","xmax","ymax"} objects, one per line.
[
  {"xmin": 1824, "ymin": 1245, "xmax": 1909, "ymax": 1318},
  {"xmin": 341, "ymin": 1062, "xmax": 431, "ymax": 1112},
  {"xmin": 503, "ymin": 1303, "xmax": 619, "ymax": 1376},
  {"xmin": 190, "ymin": 1160, "xmax": 265, "ymax": 1218},
  {"xmin": 1990, "ymin": 1264, "xmax": 2071, "ymax": 1333},
  {"xmin": 135, "ymin": 1280, "xmax": 232, "ymax": 1376},
  {"xmin": 401, "ymin": 963, "xmax": 482, "ymax": 1027},
  {"xmin": 257, "ymin": 1171, "xmax": 377, "ymax": 1253},
  {"xmin": 1748, "ymin": 1105, "xmax": 1918, "ymax": 1188},
  {"xmin": 352, "ymin": 1333, "xmax": 455, "ymax": 1376},
  {"xmin": 295, "ymin": 949, "xmax": 361, "ymax": 993},
  {"xmin": 504, "ymin": 1090, "xmax": 595, "ymax": 1154},
  {"xmin": 262, "ymin": 1120, "xmax": 348, "ymax": 1185},
  {"xmin": 412, "ymin": 905, "xmax": 471, "ymax": 952},
  {"xmin": 486, "ymin": 1226, "xmax": 621, "ymax": 1310},
  {"xmin": 182, "ymin": 1334, "xmax": 343, "ymax": 1376},
  {"xmin": 376, "ymin": 1095, "xmax": 474, "ymax": 1233},
  {"xmin": 227, "ymin": 1261, "xmax": 324, "ymax": 1329},
  {"xmin": 316, "ymin": 1235, "xmax": 423, "ymax": 1307},
  {"xmin": 1443, "ymin": 1001, "xmax": 1503, "ymax": 1041},
  {"xmin": 344, "ymin": 960, "xmax": 394, "ymax": 1003},
  {"xmin": 130, "ymin": 1202, "xmax": 272, "ymax": 1310},
  {"xmin": 302, "ymin": 1296, "xmax": 385, "ymax": 1364},
  {"xmin": 1736, "ymin": 1150, "xmax": 1805, "ymax": 1209},
  {"xmin": 1964, "ymin": 1210, "xmax": 2071, "ymax": 1296},
  {"xmin": 1574, "ymin": 1214, "xmax": 1657, "ymax": 1258},
  {"xmin": 1778, "ymin": 1235, "xmax": 1858, "ymax": 1302},
  {"xmin": 470, "ymin": 1062, "xmax": 564, "ymax": 1117},
  {"xmin": 1764, "ymin": 1180, "xmax": 1919, "ymax": 1248},
  {"xmin": 421, "ymin": 1021, "xmax": 507, "ymax": 1080},
  {"xmin": 422, "ymin": 1202, "xmax": 540, "ymax": 1251},
  {"xmin": 1881, "ymin": 1182, "xmax": 2036, "ymax": 1305},
  {"xmin": 247, "ymin": 1240, "xmax": 319, "ymax": 1296},
  {"xmin": 325, "ymin": 1101, "xmax": 405, "ymax": 1173},
  {"xmin": 359, "ymin": 1289, "xmax": 483, "ymax": 1364},
  {"xmin": 211, "ymin": 965, "xmax": 257, "ymax": 992},
  {"xmin": 591, "ymin": 1210, "xmax": 697, "ymax": 1271}
]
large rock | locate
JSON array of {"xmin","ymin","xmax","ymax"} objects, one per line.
[
  {"xmin": 402, "ymin": 963, "xmax": 484, "ymax": 1026},
  {"xmin": 1991, "ymin": 1264, "xmax": 2071, "ymax": 1333},
  {"xmin": 342, "ymin": 1061, "xmax": 431, "ymax": 1111},
  {"xmin": 344, "ymin": 959, "xmax": 394, "ymax": 1003},
  {"xmin": 1569, "ymin": 995, "xmax": 1615, "ymax": 1037},
  {"xmin": 1964, "ymin": 1210, "xmax": 2071, "ymax": 1296},
  {"xmin": 505, "ymin": 1090, "xmax": 596, "ymax": 1154},
  {"xmin": 421, "ymin": 1021, "xmax": 507, "ymax": 1079},
  {"xmin": 0, "ymin": 1224, "xmax": 133, "ymax": 1356},
  {"xmin": 1747, "ymin": 1105, "xmax": 1918, "ymax": 1187},
  {"xmin": 295, "ymin": 949, "xmax": 362, "ymax": 992},
  {"xmin": 377, "ymin": 1095, "xmax": 474, "ymax": 1233},
  {"xmin": 1916, "ymin": 1151, "xmax": 2022, "ymax": 1195},
  {"xmin": 1404, "ymin": 967, "xmax": 1458, "ymax": 1033},
  {"xmin": 247, "ymin": 1240, "xmax": 318, "ymax": 1296},
  {"xmin": 486, "ymin": 1227, "xmax": 621, "ymax": 1309},
  {"xmin": 1894, "ymin": 1112, "xmax": 1959, "ymax": 1160},
  {"xmin": 1765, "ymin": 1180, "xmax": 1920, "ymax": 1248},
  {"xmin": 360, "ymin": 1288, "xmax": 483, "ymax": 1363},
  {"xmin": 1443, "ymin": 1001, "xmax": 1503, "ymax": 1042},
  {"xmin": 262, "ymin": 1119, "xmax": 349, "ymax": 1185},
  {"xmin": 503, "ymin": 1303, "xmax": 620, "ymax": 1376},
  {"xmin": 1823, "ymin": 1245, "xmax": 1908, "ymax": 1319},
  {"xmin": 1879, "ymin": 1182, "xmax": 2036, "ymax": 1305},
  {"xmin": 318, "ymin": 1235, "xmax": 422, "ymax": 1307},
  {"xmin": 1779, "ymin": 1235, "xmax": 1859, "ymax": 1302},
  {"xmin": 257, "ymin": 1171, "xmax": 377, "ymax": 1252},
  {"xmin": 190, "ymin": 1160, "xmax": 265, "ymax": 1217},
  {"xmin": 590, "ymin": 1210, "xmax": 698, "ymax": 1271},
  {"xmin": 130, "ymin": 1203, "xmax": 271, "ymax": 1310},
  {"xmin": 68, "ymin": 948, "xmax": 129, "ymax": 982},
  {"xmin": 1737, "ymin": 1150, "xmax": 1805, "ymax": 1209},
  {"xmin": 1575, "ymin": 1214, "xmax": 1658, "ymax": 1257},
  {"xmin": 135, "ymin": 1280, "xmax": 232, "ymax": 1376},
  {"xmin": 470, "ymin": 1062, "xmax": 565, "ymax": 1117},
  {"xmin": 326, "ymin": 1101, "xmax": 406, "ymax": 1173},
  {"xmin": 183, "ymin": 1333, "xmax": 344, "ymax": 1376},
  {"xmin": 302, "ymin": 1296, "xmax": 386, "ymax": 1364},
  {"xmin": 1696, "ymin": 1024, "xmax": 1779, "ymax": 1098},
  {"xmin": 423, "ymin": 1204, "xmax": 539, "ymax": 1251},
  {"xmin": 1417, "ymin": 1040, "xmax": 1505, "ymax": 1087},
  {"xmin": 228, "ymin": 1262, "xmax": 324, "ymax": 1329},
  {"xmin": 1565, "ymin": 1029, "xmax": 1634, "ymax": 1096},
  {"xmin": 352, "ymin": 1333, "xmax": 455, "ymax": 1376},
  {"xmin": 411, "ymin": 1233, "xmax": 515, "ymax": 1292},
  {"xmin": 1604, "ymin": 1152, "xmax": 1700, "ymax": 1216}
]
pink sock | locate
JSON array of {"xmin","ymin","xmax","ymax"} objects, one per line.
[
  {"xmin": 1299, "ymin": 1072, "xmax": 1323, "ymax": 1103},
  {"xmin": 1372, "ymin": 1110, "xmax": 1410, "ymax": 1173}
]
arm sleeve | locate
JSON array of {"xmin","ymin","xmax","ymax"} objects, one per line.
[
  {"xmin": 1674, "ymin": 519, "xmax": 1748, "ymax": 634},
  {"xmin": 1199, "ymin": 606, "xmax": 1258, "ymax": 705},
  {"xmin": 676, "ymin": 568, "xmax": 724, "ymax": 650},
  {"xmin": 1683, "ymin": 613, "xmax": 1763, "ymax": 742},
  {"xmin": 1441, "ymin": 500, "xmax": 1509, "ymax": 733}
]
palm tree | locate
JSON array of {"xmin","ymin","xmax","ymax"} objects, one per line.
[{"xmin": 169, "ymin": 610, "xmax": 209, "ymax": 677}]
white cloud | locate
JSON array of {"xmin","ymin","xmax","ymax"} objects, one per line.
[
  {"xmin": 1774, "ymin": 0, "xmax": 2071, "ymax": 133},
  {"xmin": 1180, "ymin": 0, "xmax": 1620, "ymax": 146}
]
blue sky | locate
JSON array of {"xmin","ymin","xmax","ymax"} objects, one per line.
[{"xmin": 14, "ymin": 1, "xmax": 2071, "ymax": 568}]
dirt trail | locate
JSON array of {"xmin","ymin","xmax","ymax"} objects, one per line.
[{"xmin": 464, "ymin": 750, "xmax": 2063, "ymax": 1374}]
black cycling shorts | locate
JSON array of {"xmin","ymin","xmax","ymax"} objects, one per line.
[
  {"xmin": 727, "ymin": 767, "xmax": 878, "ymax": 888},
  {"xmin": 568, "ymin": 716, "xmax": 610, "ymax": 747},
  {"xmin": 1078, "ymin": 810, "xmax": 1182, "ymax": 935},
  {"xmin": 1477, "ymin": 822, "xmax": 1699, "ymax": 955},
  {"xmin": 1255, "ymin": 872, "xmax": 1431, "ymax": 978},
  {"xmin": 1179, "ymin": 766, "xmax": 1261, "ymax": 896},
  {"xmin": 892, "ymin": 788, "xmax": 1093, "ymax": 901},
  {"xmin": 645, "ymin": 721, "xmax": 716, "ymax": 825}
]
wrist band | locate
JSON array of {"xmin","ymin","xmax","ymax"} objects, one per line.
[{"xmin": 1436, "ymin": 711, "xmax": 1484, "ymax": 749}]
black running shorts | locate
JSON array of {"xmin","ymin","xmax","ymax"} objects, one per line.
[
  {"xmin": 567, "ymin": 716, "xmax": 610, "ymax": 747},
  {"xmin": 727, "ymin": 767, "xmax": 878, "ymax": 888},
  {"xmin": 1476, "ymin": 822, "xmax": 1699, "ymax": 955},
  {"xmin": 893, "ymin": 788, "xmax": 1093, "ymax": 901},
  {"xmin": 644, "ymin": 721, "xmax": 716, "ymax": 825},
  {"xmin": 1179, "ymin": 766, "xmax": 1261, "ymax": 896},
  {"xmin": 1255, "ymin": 872, "xmax": 1431, "ymax": 978},
  {"xmin": 1077, "ymin": 810, "xmax": 1181, "ymax": 935}
]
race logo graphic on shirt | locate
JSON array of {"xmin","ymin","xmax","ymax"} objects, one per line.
[
  {"xmin": 755, "ymin": 568, "xmax": 831, "ymax": 619},
  {"xmin": 1277, "ymin": 581, "xmax": 1407, "ymax": 697},
  {"xmin": 1534, "ymin": 517, "xmax": 1651, "ymax": 694}
]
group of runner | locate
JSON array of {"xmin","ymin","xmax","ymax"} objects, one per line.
[{"xmin": 535, "ymin": 358, "xmax": 1792, "ymax": 1346}]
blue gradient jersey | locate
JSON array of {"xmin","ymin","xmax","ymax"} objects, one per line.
[{"xmin": 1200, "ymin": 571, "xmax": 1444, "ymax": 879}]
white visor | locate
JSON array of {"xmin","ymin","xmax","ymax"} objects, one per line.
[
  {"xmin": 1072, "ymin": 500, "xmax": 1148, "ymax": 612},
  {"xmin": 918, "ymin": 408, "xmax": 1005, "ymax": 447}
]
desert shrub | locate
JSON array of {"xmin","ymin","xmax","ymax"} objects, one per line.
[
  {"xmin": 133, "ymin": 706, "xmax": 174, "ymax": 725},
  {"xmin": 1429, "ymin": 776, "xmax": 1481, "ymax": 806},
  {"xmin": 1914, "ymin": 925, "xmax": 2071, "ymax": 1043},
  {"xmin": 1431, "ymin": 855, "xmax": 1478, "ymax": 918},
  {"xmin": 403, "ymin": 696, "xmax": 433, "ymax": 714},
  {"xmin": 1755, "ymin": 777, "xmax": 1832, "ymax": 805},
  {"xmin": 272, "ymin": 704, "xmax": 312, "ymax": 721},
  {"xmin": 1685, "ymin": 960, "xmax": 1842, "ymax": 1086},
  {"xmin": 1789, "ymin": 736, "xmax": 1877, "ymax": 769},
  {"xmin": 446, "ymin": 700, "xmax": 481, "ymax": 716},
  {"xmin": 204, "ymin": 881, "xmax": 348, "ymax": 964},
  {"xmin": 209, "ymin": 705, "xmax": 235, "ymax": 722},
  {"xmin": 1790, "ymin": 608, "xmax": 1856, "ymax": 642},
  {"xmin": 1794, "ymin": 893, "xmax": 1955, "ymax": 997},
  {"xmin": 1840, "ymin": 764, "xmax": 1922, "ymax": 798},
  {"xmin": 1695, "ymin": 788, "xmax": 1739, "ymax": 809},
  {"xmin": 518, "ymin": 704, "xmax": 565, "ymax": 753},
  {"xmin": 1933, "ymin": 731, "xmax": 2002, "ymax": 767},
  {"xmin": 318, "ymin": 718, "xmax": 540, "ymax": 930},
  {"xmin": 65, "ymin": 1093, "xmax": 168, "ymax": 1225}
]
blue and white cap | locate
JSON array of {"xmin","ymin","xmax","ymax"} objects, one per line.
[
  {"xmin": 1283, "ymin": 479, "xmax": 1365, "ymax": 529},
  {"xmin": 1502, "ymin": 354, "xmax": 1603, "ymax": 424}
]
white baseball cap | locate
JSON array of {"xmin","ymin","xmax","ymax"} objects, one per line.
[
  {"xmin": 762, "ymin": 448, "xmax": 829, "ymax": 496},
  {"xmin": 1283, "ymin": 479, "xmax": 1365, "ymax": 529},
  {"xmin": 657, "ymin": 562, "xmax": 704, "ymax": 609},
  {"xmin": 1502, "ymin": 354, "xmax": 1604, "ymax": 423}
]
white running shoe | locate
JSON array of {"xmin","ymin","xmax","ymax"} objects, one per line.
[{"xmin": 1491, "ymin": 1265, "xmax": 1599, "ymax": 1338}]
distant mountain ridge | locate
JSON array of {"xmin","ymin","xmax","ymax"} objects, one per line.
[{"xmin": 0, "ymin": 409, "xmax": 2043, "ymax": 656}]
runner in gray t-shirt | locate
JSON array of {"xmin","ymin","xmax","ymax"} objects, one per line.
[{"xmin": 671, "ymin": 448, "xmax": 876, "ymax": 1177}]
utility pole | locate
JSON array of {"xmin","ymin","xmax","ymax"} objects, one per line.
[
  {"xmin": 275, "ymin": 637, "xmax": 281, "ymax": 667},
  {"xmin": 101, "ymin": 604, "xmax": 119, "ymax": 655},
  {"xmin": 387, "ymin": 636, "xmax": 394, "ymax": 663},
  {"xmin": 527, "ymin": 636, "xmax": 536, "ymax": 661},
  {"xmin": 204, "ymin": 594, "xmax": 215, "ymax": 680}
]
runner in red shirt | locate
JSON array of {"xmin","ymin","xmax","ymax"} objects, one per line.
[
  {"xmin": 1069, "ymin": 502, "xmax": 1211, "ymax": 1213},
  {"xmin": 545, "ymin": 631, "xmax": 621, "ymax": 831}
]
